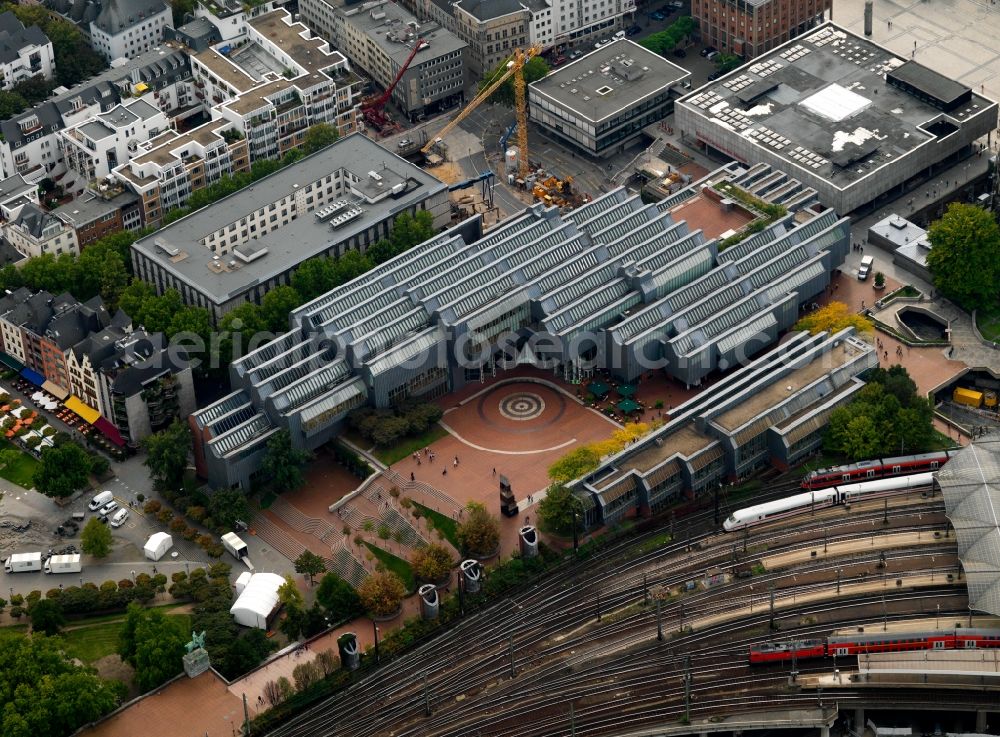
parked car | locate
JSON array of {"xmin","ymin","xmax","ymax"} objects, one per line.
[
  {"xmin": 613, "ymin": 30, "xmax": 626, "ymax": 41},
  {"xmin": 88, "ymin": 490, "xmax": 113, "ymax": 511},
  {"xmin": 651, "ymin": 10, "xmax": 666, "ymax": 20},
  {"xmin": 673, "ymin": 48, "xmax": 687, "ymax": 57},
  {"xmin": 707, "ymin": 70, "xmax": 724, "ymax": 80},
  {"xmin": 111, "ymin": 508, "xmax": 130, "ymax": 528},
  {"xmin": 667, "ymin": 0, "xmax": 683, "ymax": 7},
  {"xmin": 700, "ymin": 46, "xmax": 717, "ymax": 57},
  {"xmin": 626, "ymin": 24, "xmax": 642, "ymax": 36},
  {"xmin": 552, "ymin": 54, "xmax": 568, "ymax": 66},
  {"xmin": 705, "ymin": 50, "xmax": 721, "ymax": 61},
  {"xmin": 98, "ymin": 500, "xmax": 118, "ymax": 518},
  {"xmin": 397, "ymin": 139, "xmax": 412, "ymax": 149},
  {"xmin": 569, "ymin": 49, "xmax": 582, "ymax": 58}
]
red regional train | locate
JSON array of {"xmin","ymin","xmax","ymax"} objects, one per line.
[
  {"xmin": 749, "ymin": 628, "xmax": 1000, "ymax": 664},
  {"xmin": 800, "ymin": 451, "xmax": 960, "ymax": 491}
]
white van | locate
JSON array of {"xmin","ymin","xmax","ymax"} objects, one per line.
[
  {"xmin": 88, "ymin": 490, "xmax": 113, "ymax": 511},
  {"xmin": 110, "ymin": 508, "xmax": 129, "ymax": 528},
  {"xmin": 858, "ymin": 255, "xmax": 874, "ymax": 281}
]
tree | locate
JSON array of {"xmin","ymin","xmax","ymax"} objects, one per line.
[
  {"xmin": 410, "ymin": 543, "xmax": 454, "ymax": 583},
  {"xmin": 357, "ymin": 570, "xmax": 406, "ymax": 617},
  {"xmin": 216, "ymin": 629, "xmax": 275, "ymax": 680},
  {"xmin": 315, "ymin": 573, "xmax": 363, "ymax": 621},
  {"xmin": 793, "ymin": 301, "xmax": 873, "ymax": 336},
  {"xmin": 33, "ymin": 441, "xmax": 91, "ymax": 497},
  {"xmin": 259, "ymin": 430, "xmax": 312, "ymax": 493},
  {"xmin": 641, "ymin": 15, "xmax": 695, "ymax": 55},
  {"xmin": 714, "ymin": 53, "xmax": 742, "ymax": 73},
  {"xmin": 28, "ymin": 598, "xmax": 65, "ymax": 636},
  {"xmin": 142, "ymin": 420, "xmax": 191, "ymax": 489},
  {"xmin": 207, "ymin": 488, "xmax": 251, "ymax": 531},
  {"xmin": 292, "ymin": 659, "xmax": 323, "ymax": 690},
  {"xmin": 926, "ymin": 203, "xmax": 1000, "ymax": 311},
  {"xmin": 456, "ymin": 502, "xmax": 500, "ymax": 557},
  {"xmin": 302, "ymin": 122, "xmax": 340, "ymax": 154},
  {"xmin": 537, "ymin": 483, "xmax": 584, "ymax": 536},
  {"xmin": 294, "ymin": 550, "xmax": 327, "ymax": 586},
  {"xmin": 291, "ymin": 257, "xmax": 336, "ymax": 302},
  {"xmin": 81, "ymin": 517, "xmax": 114, "ymax": 558},
  {"xmin": 0, "ymin": 90, "xmax": 27, "ymax": 119},
  {"xmin": 260, "ymin": 285, "xmax": 303, "ymax": 333},
  {"xmin": 478, "ymin": 56, "xmax": 550, "ymax": 107},
  {"xmin": 118, "ymin": 603, "xmax": 187, "ymax": 692},
  {"xmin": 548, "ymin": 446, "xmax": 601, "ymax": 484},
  {"xmin": 0, "ymin": 634, "xmax": 125, "ymax": 737}
]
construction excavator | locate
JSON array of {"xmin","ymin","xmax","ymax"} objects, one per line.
[
  {"xmin": 421, "ymin": 45, "xmax": 541, "ymax": 180},
  {"xmin": 362, "ymin": 38, "xmax": 426, "ymax": 134}
]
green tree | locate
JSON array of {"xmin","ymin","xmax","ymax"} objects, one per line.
[
  {"xmin": 641, "ymin": 15, "xmax": 695, "ymax": 55},
  {"xmin": 548, "ymin": 446, "xmax": 601, "ymax": 484},
  {"xmin": 169, "ymin": 0, "xmax": 197, "ymax": 26},
  {"xmin": 293, "ymin": 550, "xmax": 327, "ymax": 586},
  {"xmin": 13, "ymin": 74, "xmax": 54, "ymax": 104},
  {"xmin": 291, "ymin": 257, "xmax": 336, "ymax": 301},
  {"xmin": 410, "ymin": 542, "xmax": 454, "ymax": 582},
  {"xmin": 315, "ymin": 573, "xmax": 363, "ymax": 621},
  {"xmin": 478, "ymin": 55, "xmax": 550, "ymax": 106},
  {"xmin": 0, "ymin": 634, "xmax": 125, "ymax": 737},
  {"xmin": 81, "ymin": 517, "xmax": 114, "ymax": 558},
  {"xmin": 19, "ymin": 253, "xmax": 76, "ymax": 294},
  {"xmin": 357, "ymin": 569, "xmax": 406, "ymax": 617},
  {"xmin": 142, "ymin": 420, "xmax": 191, "ymax": 489},
  {"xmin": 216, "ymin": 629, "xmax": 275, "ymax": 680},
  {"xmin": 331, "ymin": 249, "xmax": 372, "ymax": 285},
  {"xmin": 118, "ymin": 280, "xmax": 159, "ymax": 321},
  {"xmin": 456, "ymin": 502, "xmax": 500, "ymax": 557},
  {"xmin": 118, "ymin": 603, "xmax": 187, "ymax": 692},
  {"xmin": 926, "ymin": 202, "xmax": 1000, "ymax": 311},
  {"xmin": 277, "ymin": 575, "xmax": 306, "ymax": 639},
  {"xmin": 714, "ymin": 53, "xmax": 743, "ymax": 73},
  {"xmin": 207, "ymin": 488, "xmax": 251, "ymax": 530},
  {"xmin": 0, "ymin": 90, "xmax": 27, "ymax": 119},
  {"xmin": 33, "ymin": 441, "xmax": 91, "ymax": 497},
  {"xmin": 302, "ymin": 122, "xmax": 340, "ymax": 154},
  {"xmin": 537, "ymin": 483, "xmax": 584, "ymax": 536},
  {"xmin": 260, "ymin": 285, "xmax": 302, "ymax": 333},
  {"xmin": 27, "ymin": 598, "xmax": 65, "ymax": 636},
  {"xmin": 259, "ymin": 430, "xmax": 311, "ymax": 493}
]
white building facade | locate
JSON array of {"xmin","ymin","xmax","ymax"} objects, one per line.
[{"xmin": 0, "ymin": 11, "xmax": 55, "ymax": 90}]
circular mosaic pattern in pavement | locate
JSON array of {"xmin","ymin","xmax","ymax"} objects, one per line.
[{"xmin": 498, "ymin": 392, "xmax": 545, "ymax": 421}]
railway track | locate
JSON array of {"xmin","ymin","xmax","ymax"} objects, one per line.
[{"xmin": 263, "ymin": 482, "xmax": 956, "ymax": 737}]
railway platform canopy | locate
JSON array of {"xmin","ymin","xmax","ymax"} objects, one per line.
[
  {"xmin": 937, "ymin": 437, "xmax": 1000, "ymax": 616},
  {"xmin": 858, "ymin": 650, "xmax": 1000, "ymax": 681}
]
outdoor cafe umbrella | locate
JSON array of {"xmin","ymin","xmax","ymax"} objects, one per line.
[
  {"xmin": 617, "ymin": 384, "xmax": 637, "ymax": 397},
  {"xmin": 588, "ymin": 381, "xmax": 610, "ymax": 397},
  {"xmin": 617, "ymin": 398, "xmax": 641, "ymax": 413}
]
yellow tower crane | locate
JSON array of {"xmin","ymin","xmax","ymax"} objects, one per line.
[{"xmin": 421, "ymin": 45, "xmax": 541, "ymax": 180}]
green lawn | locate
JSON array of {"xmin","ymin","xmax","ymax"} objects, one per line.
[
  {"xmin": 362, "ymin": 542, "xmax": 415, "ymax": 592},
  {"xmin": 976, "ymin": 304, "xmax": 1000, "ymax": 342},
  {"xmin": 927, "ymin": 430, "xmax": 961, "ymax": 451},
  {"xmin": 411, "ymin": 501, "xmax": 461, "ymax": 550},
  {"xmin": 374, "ymin": 424, "xmax": 449, "ymax": 466},
  {"xmin": 60, "ymin": 611, "xmax": 191, "ymax": 663},
  {"xmin": 0, "ymin": 439, "xmax": 41, "ymax": 489}
]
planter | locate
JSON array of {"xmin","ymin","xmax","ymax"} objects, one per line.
[
  {"xmin": 371, "ymin": 606, "xmax": 402, "ymax": 622},
  {"xmin": 468, "ymin": 543, "xmax": 501, "ymax": 563}
]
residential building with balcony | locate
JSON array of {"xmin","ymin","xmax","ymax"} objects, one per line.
[
  {"xmin": 51, "ymin": 184, "xmax": 142, "ymax": 247},
  {"xmin": 692, "ymin": 0, "xmax": 829, "ymax": 59},
  {"xmin": 129, "ymin": 133, "xmax": 449, "ymax": 322},
  {"xmin": 0, "ymin": 10, "xmax": 55, "ymax": 90},
  {"xmin": 1, "ymin": 203, "xmax": 80, "ymax": 259},
  {"xmin": 319, "ymin": 0, "xmax": 467, "ymax": 119},
  {"xmin": 61, "ymin": 98, "xmax": 169, "ymax": 182},
  {"xmin": 0, "ymin": 174, "xmax": 40, "ymax": 223}
]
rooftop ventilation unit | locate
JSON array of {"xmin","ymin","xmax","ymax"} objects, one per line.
[
  {"xmin": 315, "ymin": 200, "xmax": 350, "ymax": 221},
  {"xmin": 330, "ymin": 207, "xmax": 364, "ymax": 229},
  {"xmin": 369, "ymin": 170, "xmax": 383, "ymax": 182}
]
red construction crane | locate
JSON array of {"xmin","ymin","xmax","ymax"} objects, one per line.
[{"xmin": 362, "ymin": 38, "xmax": 426, "ymax": 133}]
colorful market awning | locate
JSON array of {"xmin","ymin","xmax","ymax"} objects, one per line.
[
  {"xmin": 0, "ymin": 352, "xmax": 24, "ymax": 372},
  {"xmin": 41, "ymin": 381, "xmax": 69, "ymax": 400},
  {"xmin": 20, "ymin": 367, "xmax": 45, "ymax": 386},
  {"xmin": 93, "ymin": 417, "xmax": 126, "ymax": 447},
  {"xmin": 64, "ymin": 395, "xmax": 100, "ymax": 424}
]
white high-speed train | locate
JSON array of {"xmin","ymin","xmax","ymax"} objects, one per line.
[{"xmin": 722, "ymin": 472, "xmax": 934, "ymax": 531}]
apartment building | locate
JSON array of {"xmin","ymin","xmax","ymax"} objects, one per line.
[
  {"xmin": 129, "ymin": 133, "xmax": 449, "ymax": 321},
  {"xmin": 0, "ymin": 46, "xmax": 193, "ymax": 186},
  {"xmin": 74, "ymin": 0, "xmax": 173, "ymax": 61},
  {"xmin": 1, "ymin": 203, "xmax": 80, "ymax": 259},
  {"xmin": 51, "ymin": 185, "xmax": 142, "ymax": 248},
  {"xmin": 315, "ymin": 0, "xmax": 466, "ymax": 120},
  {"xmin": 61, "ymin": 98, "xmax": 169, "ymax": 182},
  {"xmin": 0, "ymin": 11, "xmax": 55, "ymax": 90},
  {"xmin": 0, "ymin": 174, "xmax": 40, "ymax": 223},
  {"xmin": 692, "ymin": 0, "xmax": 830, "ymax": 58}
]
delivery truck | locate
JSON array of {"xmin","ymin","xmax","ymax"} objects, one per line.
[
  {"xmin": 44, "ymin": 553, "xmax": 82, "ymax": 574},
  {"xmin": 221, "ymin": 532, "xmax": 253, "ymax": 570},
  {"xmin": 953, "ymin": 387, "xmax": 984, "ymax": 408},
  {"xmin": 4, "ymin": 552, "xmax": 42, "ymax": 573}
]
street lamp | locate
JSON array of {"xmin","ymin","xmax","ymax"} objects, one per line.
[{"xmin": 372, "ymin": 621, "xmax": 380, "ymax": 664}]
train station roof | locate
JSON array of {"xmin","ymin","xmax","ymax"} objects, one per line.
[{"xmin": 937, "ymin": 437, "xmax": 1000, "ymax": 616}]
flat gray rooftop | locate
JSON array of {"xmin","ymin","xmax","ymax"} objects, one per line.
[
  {"xmin": 339, "ymin": 3, "xmax": 465, "ymax": 67},
  {"xmin": 677, "ymin": 23, "xmax": 995, "ymax": 188},
  {"xmin": 131, "ymin": 133, "xmax": 445, "ymax": 304},
  {"xmin": 530, "ymin": 39, "xmax": 689, "ymax": 123}
]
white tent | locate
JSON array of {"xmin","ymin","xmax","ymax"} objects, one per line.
[
  {"xmin": 230, "ymin": 572, "xmax": 285, "ymax": 629},
  {"xmin": 235, "ymin": 571, "xmax": 253, "ymax": 595},
  {"xmin": 143, "ymin": 532, "xmax": 173, "ymax": 561}
]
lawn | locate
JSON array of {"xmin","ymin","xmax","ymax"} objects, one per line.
[
  {"xmin": 0, "ymin": 439, "xmax": 41, "ymax": 489},
  {"xmin": 60, "ymin": 610, "xmax": 191, "ymax": 663},
  {"xmin": 374, "ymin": 424, "xmax": 449, "ymax": 466},
  {"xmin": 975, "ymin": 304, "xmax": 1000, "ymax": 342},
  {"xmin": 411, "ymin": 500, "xmax": 461, "ymax": 550},
  {"xmin": 362, "ymin": 542, "xmax": 415, "ymax": 592},
  {"xmin": 926, "ymin": 429, "xmax": 961, "ymax": 451}
]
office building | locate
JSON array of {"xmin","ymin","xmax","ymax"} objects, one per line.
[
  {"xmin": 675, "ymin": 23, "xmax": 998, "ymax": 213},
  {"xmin": 692, "ymin": 0, "xmax": 830, "ymax": 59}
]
